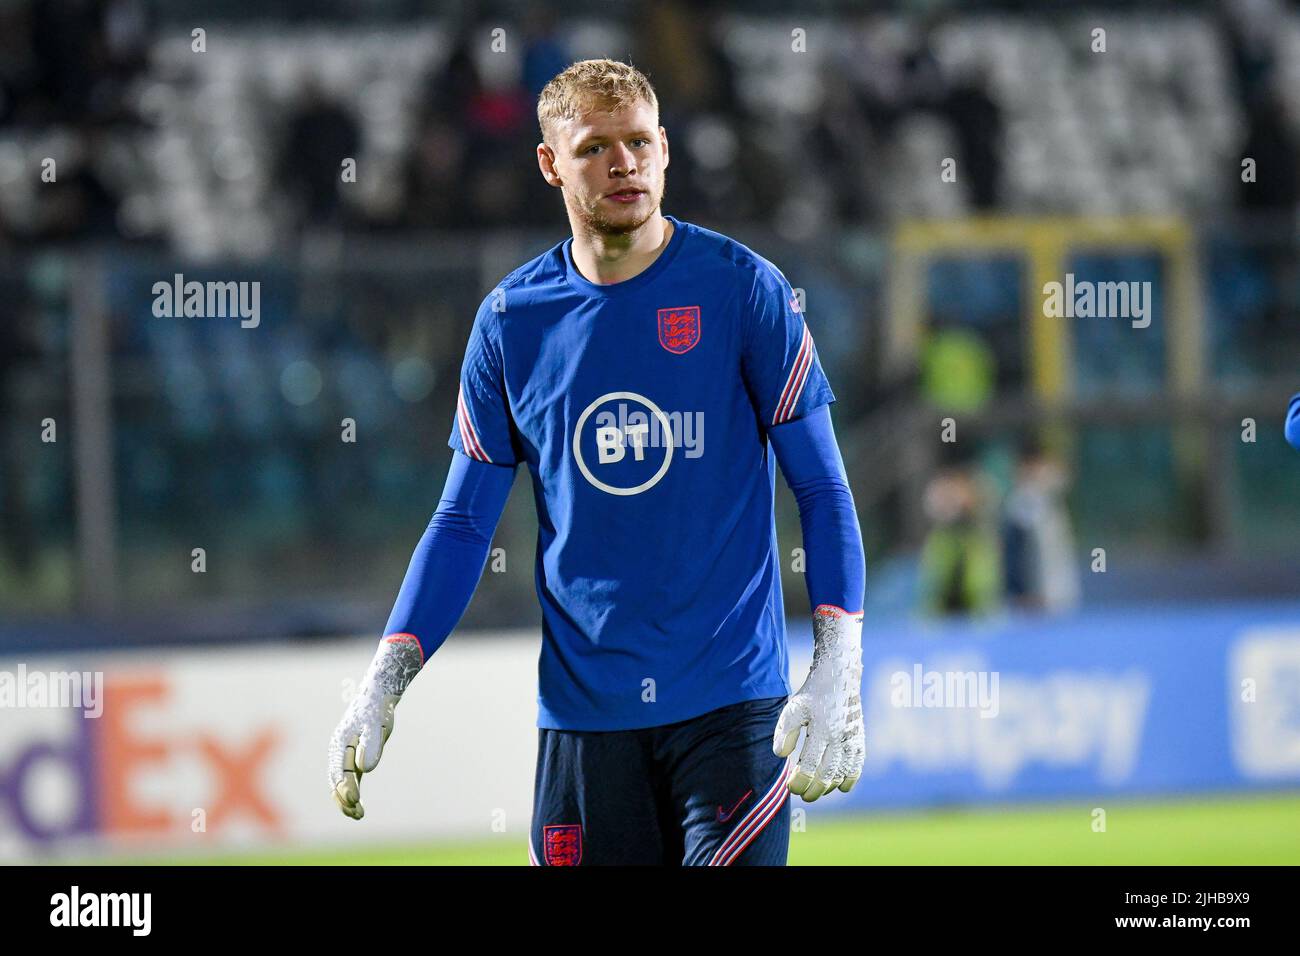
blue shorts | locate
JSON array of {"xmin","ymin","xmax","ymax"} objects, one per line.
[{"xmin": 528, "ymin": 696, "xmax": 792, "ymax": 866}]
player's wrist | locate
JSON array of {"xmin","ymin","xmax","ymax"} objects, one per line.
[
  {"xmin": 810, "ymin": 605, "xmax": 863, "ymax": 673},
  {"xmin": 362, "ymin": 633, "xmax": 424, "ymax": 704}
]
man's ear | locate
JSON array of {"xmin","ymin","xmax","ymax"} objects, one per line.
[
  {"xmin": 659, "ymin": 126, "xmax": 670, "ymax": 169},
  {"xmin": 537, "ymin": 142, "xmax": 563, "ymax": 188}
]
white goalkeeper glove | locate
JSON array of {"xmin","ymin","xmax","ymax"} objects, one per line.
[
  {"xmin": 328, "ymin": 635, "xmax": 423, "ymax": 820},
  {"xmin": 773, "ymin": 605, "xmax": 865, "ymax": 802}
]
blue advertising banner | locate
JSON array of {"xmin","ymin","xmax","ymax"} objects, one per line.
[{"xmin": 785, "ymin": 600, "xmax": 1300, "ymax": 811}]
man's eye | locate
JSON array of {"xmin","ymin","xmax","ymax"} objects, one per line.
[
  {"xmin": 632, "ymin": 139, "xmax": 650, "ymax": 147},
  {"xmin": 584, "ymin": 145, "xmax": 602, "ymax": 155}
]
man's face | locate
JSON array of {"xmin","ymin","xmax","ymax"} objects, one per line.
[{"xmin": 539, "ymin": 99, "xmax": 669, "ymax": 236}]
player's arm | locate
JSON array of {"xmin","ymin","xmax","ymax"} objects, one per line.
[
  {"xmin": 328, "ymin": 451, "xmax": 515, "ymax": 819},
  {"xmin": 1286, "ymin": 392, "xmax": 1300, "ymax": 451},
  {"xmin": 737, "ymin": 259, "xmax": 867, "ymax": 803},
  {"xmin": 768, "ymin": 406, "xmax": 867, "ymax": 802},
  {"xmin": 330, "ymin": 298, "xmax": 520, "ymax": 819}
]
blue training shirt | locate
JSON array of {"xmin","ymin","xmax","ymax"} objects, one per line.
[{"xmin": 449, "ymin": 215, "xmax": 836, "ymax": 731}]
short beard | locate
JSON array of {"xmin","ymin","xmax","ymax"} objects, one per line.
[{"xmin": 570, "ymin": 182, "xmax": 663, "ymax": 237}]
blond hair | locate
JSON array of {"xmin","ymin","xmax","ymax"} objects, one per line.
[{"xmin": 537, "ymin": 59, "xmax": 659, "ymax": 145}]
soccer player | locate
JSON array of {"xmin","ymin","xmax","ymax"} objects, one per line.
[{"xmin": 328, "ymin": 59, "xmax": 867, "ymax": 866}]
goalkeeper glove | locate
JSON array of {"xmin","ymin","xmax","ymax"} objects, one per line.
[
  {"xmin": 773, "ymin": 605, "xmax": 865, "ymax": 801},
  {"xmin": 328, "ymin": 635, "xmax": 423, "ymax": 820}
]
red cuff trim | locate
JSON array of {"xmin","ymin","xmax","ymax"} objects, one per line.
[
  {"xmin": 382, "ymin": 632, "xmax": 425, "ymax": 665},
  {"xmin": 813, "ymin": 604, "xmax": 864, "ymax": 619}
]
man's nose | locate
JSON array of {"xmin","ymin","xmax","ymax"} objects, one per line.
[{"xmin": 609, "ymin": 144, "xmax": 637, "ymax": 176}]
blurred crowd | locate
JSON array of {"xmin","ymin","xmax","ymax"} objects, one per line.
[{"xmin": 1, "ymin": 0, "xmax": 1296, "ymax": 251}]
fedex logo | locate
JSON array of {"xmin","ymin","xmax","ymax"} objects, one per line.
[{"xmin": 0, "ymin": 671, "xmax": 281, "ymax": 847}]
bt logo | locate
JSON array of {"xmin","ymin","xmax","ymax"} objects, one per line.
[{"xmin": 572, "ymin": 391, "xmax": 676, "ymax": 496}]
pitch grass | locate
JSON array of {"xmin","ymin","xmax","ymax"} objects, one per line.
[{"xmin": 83, "ymin": 792, "xmax": 1300, "ymax": 866}]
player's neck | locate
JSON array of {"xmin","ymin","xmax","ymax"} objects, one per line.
[{"xmin": 569, "ymin": 213, "xmax": 674, "ymax": 286}]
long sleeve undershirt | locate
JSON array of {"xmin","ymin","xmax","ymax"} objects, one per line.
[
  {"xmin": 768, "ymin": 404, "xmax": 866, "ymax": 614},
  {"xmin": 380, "ymin": 451, "xmax": 515, "ymax": 662}
]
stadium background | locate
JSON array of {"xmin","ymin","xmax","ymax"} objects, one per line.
[{"xmin": 1, "ymin": 0, "xmax": 1298, "ymax": 864}]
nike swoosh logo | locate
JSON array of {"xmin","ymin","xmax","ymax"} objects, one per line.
[{"xmin": 717, "ymin": 790, "xmax": 753, "ymax": 823}]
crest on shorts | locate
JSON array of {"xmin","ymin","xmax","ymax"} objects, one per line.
[
  {"xmin": 658, "ymin": 305, "xmax": 701, "ymax": 354},
  {"xmin": 543, "ymin": 824, "xmax": 583, "ymax": 866}
]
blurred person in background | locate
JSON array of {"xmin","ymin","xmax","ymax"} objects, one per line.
[
  {"xmin": 44, "ymin": 126, "xmax": 122, "ymax": 239},
  {"xmin": 0, "ymin": 299, "xmax": 39, "ymax": 582},
  {"xmin": 942, "ymin": 62, "xmax": 1002, "ymax": 211},
  {"xmin": 920, "ymin": 327, "xmax": 997, "ymax": 412},
  {"xmin": 408, "ymin": 28, "xmax": 536, "ymax": 229},
  {"xmin": 632, "ymin": 0, "xmax": 754, "ymax": 222},
  {"xmin": 276, "ymin": 79, "xmax": 361, "ymax": 231},
  {"xmin": 1001, "ymin": 437, "xmax": 1081, "ymax": 615},
  {"xmin": 405, "ymin": 110, "xmax": 473, "ymax": 228},
  {"xmin": 521, "ymin": 8, "xmax": 569, "ymax": 101},
  {"xmin": 1224, "ymin": 0, "xmax": 1298, "ymax": 216},
  {"xmin": 919, "ymin": 456, "xmax": 1002, "ymax": 617}
]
